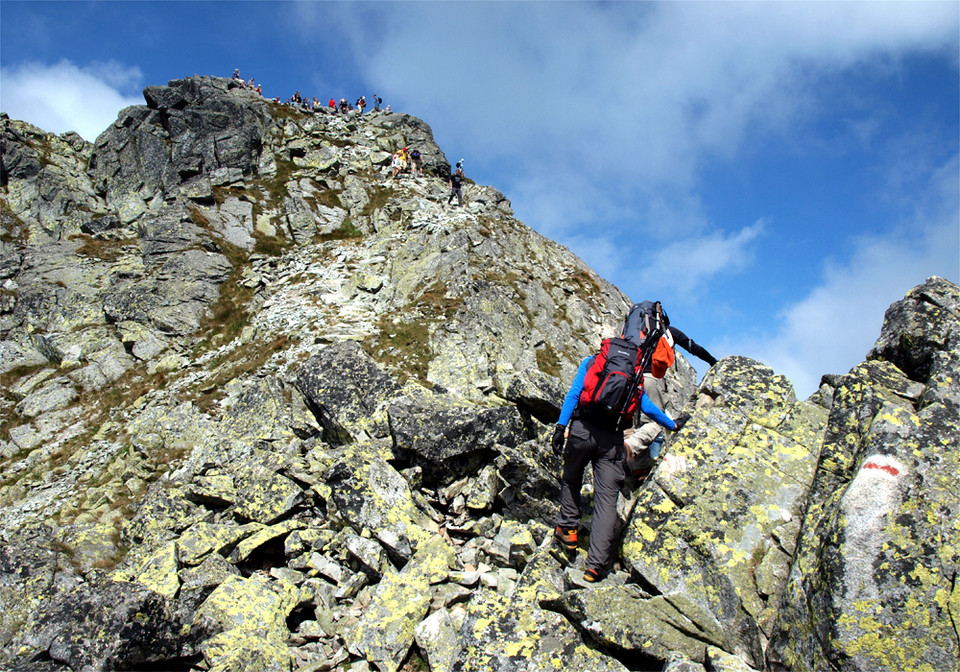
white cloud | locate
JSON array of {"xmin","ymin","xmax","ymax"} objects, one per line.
[
  {"xmin": 0, "ymin": 60, "xmax": 143, "ymax": 141},
  {"xmin": 728, "ymin": 154, "xmax": 960, "ymax": 398},
  {"xmin": 645, "ymin": 221, "xmax": 767, "ymax": 298},
  {"xmin": 311, "ymin": 3, "xmax": 956, "ymax": 259}
]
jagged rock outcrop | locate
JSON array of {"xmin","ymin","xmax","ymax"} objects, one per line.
[
  {"xmin": 1, "ymin": 76, "xmax": 957, "ymax": 672},
  {"xmin": 767, "ymin": 276, "xmax": 960, "ymax": 671}
]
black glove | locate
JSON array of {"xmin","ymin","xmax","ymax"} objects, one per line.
[
  {"xmin": 672, "ymin": 413, "xmax": 691, "ymax": 432},
  {"xmin": 551, "ymin": 425, "xmax": 566, "ymax": 456}
]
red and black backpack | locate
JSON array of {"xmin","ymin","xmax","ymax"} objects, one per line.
[
  {"xmin": 577, "ymin": 337, "xmax": 643, "ymax": 427},
  {"xmin": 577, "ymin": 301, "xmax": 672, "ymax": 427}
]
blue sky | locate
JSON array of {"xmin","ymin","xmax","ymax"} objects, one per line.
[{"xmin": 2, "ymin": 1, "xmax": 958, "ymax": 398}]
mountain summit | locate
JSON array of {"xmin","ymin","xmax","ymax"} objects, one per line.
[{"xmin": 1, "ymin": 76, "xmax": 957, "ymax": 672}]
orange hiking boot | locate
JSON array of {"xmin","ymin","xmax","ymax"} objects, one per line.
[
  {"xmin": 583, "ymin": 568, "xmax": 601, "ymax": 583},
  {"xmin": 554, "ymin": 526, "xmax": 577, "ymax": 551}
]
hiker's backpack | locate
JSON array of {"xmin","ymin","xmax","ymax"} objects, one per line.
[
  {"xmin": 577, "ymin": 337, "xmax": 643, "ymax": 427},
  {"xmin": 411, "ymin": 149, "xmax": 421, "ymax": 159},
  {"xmin": 620, "ymin": 300, "xmax": 675, "ymax": 378}
]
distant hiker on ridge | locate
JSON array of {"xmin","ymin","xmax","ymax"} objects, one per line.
[
  {"xmin": 410, "ymin": 147, "xmax": 423, "ymax": 176},
  {"xmin": 390, "ymin": 152, "xmax": 403, "ymax": 180},
  {"xmin": 448, "ymin": 161, "xmax": 464, "ymax": 207}
]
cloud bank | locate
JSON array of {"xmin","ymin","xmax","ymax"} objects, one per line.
[
  {"xmin": 0, "ymin": 60, "xmax": 143, "ymax": 142},
  {"xmin": 730, "ymin": 153, "xmax": 960, "ymax": 396}
]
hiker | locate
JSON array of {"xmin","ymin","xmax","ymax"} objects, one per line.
[
  {"xmin": 256, "ymin": 84, "xmax": 262, "ymax": 95},
  {"xmin": 621, "ymin": 302, "xmax": 716, "ymax": 478},
  {"xmin": 339, "ymin": 98, "xmax": 349, "ymax": 114},
  {"xmin": 390, "ymin": 152, "xmax": 403, "ymax": 179},
  {"xmin": 232, "ymin": 69, "xmax": 242, "ymax": 81},
  {"xmin": 552, "ymin": 327, "xmax": 688, "ymax": 584},
  {"xmin": 373, "ymin": 94, "xmax": 382, "ymax": 112},
  {"xmin": 357, "ymin": 96, "xmax": 366, "ymax": 114},
  {"xmin": 448, "ymin": 162, "xmax": 464, "ymax": 206},
  {"xmin": 410, "ymin": 148, "xmax": 423, "ymax": 175},
  {"xmin": 398, "ymin": 147, "xmax": 410, "ymax": 173},
  {"xmin": 329, "ymin": 98, "xmax": 336, "ymax": 110}
]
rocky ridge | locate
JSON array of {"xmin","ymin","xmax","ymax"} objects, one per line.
[{"xmin": 1, "ymin": 76, "xmax": 958, "ymax": 672}]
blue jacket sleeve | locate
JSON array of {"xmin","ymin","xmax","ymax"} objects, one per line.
[
  {"xmin": 640, "ymin": 392, "xmax": 676, "ymax": 430},
  {"xmin": 557, "ymin": 357, "xmax": 591, "ymax": 427}
]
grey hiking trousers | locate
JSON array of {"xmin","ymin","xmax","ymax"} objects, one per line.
[{"xmin": 557, "ymin": 416, "xmax": 625, "ymax": 574}]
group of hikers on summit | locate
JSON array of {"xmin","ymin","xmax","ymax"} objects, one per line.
[
  {"xmin": 232, "ymin": 69, "xmax": 387, "ymax": 114},
  {"xmin": 550, "ymin": 300, "xmax": 717, "ymax": 583},
  {"xmin": 230, "ymin": 69, "xmax": 471, "ymax": 203}
]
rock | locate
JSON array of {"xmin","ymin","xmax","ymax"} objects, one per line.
[
  {"xmin": 2, "ymin": 117, "xmax": 99, "ymax": 239},
  {"xmin": 295, "ymin": 341, "xmax": 403, "ymax": 444},
  {"xmin": 117, "ymin": 320, "xmax": 169, "ymax": 360},
  {"xmin": 663, "ymin": 654, "xmax": 708, "ymax": 672},
  {"xmin": 767, "ymin": 276, "xmax": 960, "ymax": 672},
  {"xmin": 218, "ymin": 376, "xmax": 311, "ymax": 447},
  {"xmin": 0, "ymin": 531, "xmax": 62, "ymax": 670},
  {"xmin": 414, "ymin": 608, "xmax": 461, "ymax": 672},
  {"xmin": 230, "ymin": 519, "xmax": 304, "ymax": 563},
  {"xmin": 452, "ymin": 586, "xmax": 629, "ymax": 672},
  {"xmin": 91, "ymin": 76, "xmax": 270, "ymax": 207},
  {"xmin": 496, "ymin": 366, "xmax": 565, "ymax": 424},
  {"xmin": 178, "ymin": 554, "xmax": 242, "ymax": 609},
  {"xmin": 133, "ymin": 540, "xmax": 181, "ymax": 598},
  {"xmin": 494, "ymin": 438, "xmax": 561, "ymax": 525},
  {"xmin": 868, "ymin": 275, "xmax": 959, "ymax": 385},
  {"xmin": 707, "ymin": 646, "xmax": 761, "ymax": 671},
  {"xmin": 14, "ymin": 376, "xmax": 77, "ymax": 417},
  {"xmin": 562, "ymin": 584, "xmax": 731, "ymax": 663},
  {"xmin": 347, "ymin": 534, "xmax": 456, "ymax": 672},
  {"xmin": 17, "ymin": 571, "xmax": 205, "ymax": 671},
  {"xmin": 345, "ymin": 534, "xmax": 389, "ymax": 578},
  {"xmin": 230, "ymin": 460, "xmax": 304, "ymax": 525},
  {"xmin": 387, "ymin": 390, "xmax": 533, "ymax": 485},
  {"xmin": 612, "ymin": 356, "xmax": 827, "ymax": 667},
  {"xmin": 324, "ymin": 446, "xmax": 437, "ymax": 563},
  {"xmin": 196, "ymin": 574, "xmax": 299, "ymax": 644},
  {"xmin": 365, "ymin": 112, "xmax": 449, "ymax": 177}
]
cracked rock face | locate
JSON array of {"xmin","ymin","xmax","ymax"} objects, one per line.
[
  {"xmin": 2, "ymin": 80, "xmax": 958, "ymax": 672},
  {"xmin": 768, "ymin": 276, "xmax": 960, "ymax": 672}
]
